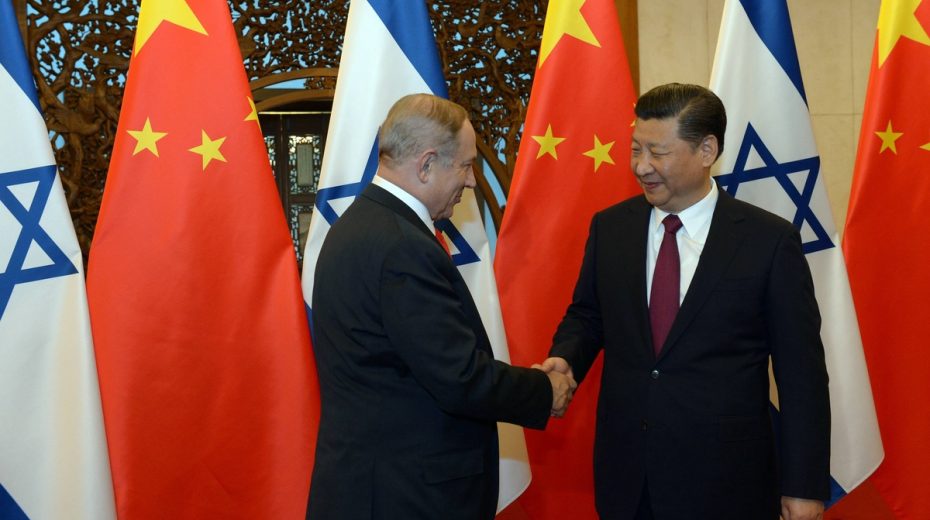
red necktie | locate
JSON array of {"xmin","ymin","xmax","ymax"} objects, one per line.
[
  {"xmin": 649, "ymin": 214, "xmax": 683, "ymax": 356},
  {"xmin": 435, "ymin": 228, "xmax": 451, "ymax": 256}
]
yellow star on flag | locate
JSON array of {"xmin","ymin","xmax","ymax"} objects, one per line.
[
  {"xmin": 134, "ymin": 0, "xmax": 208, "ymax": 56},
  {"xmin": 875, "ymin": 121, "xmax": 904, "ymax": 154},
  {"xmin": 189, "ymin": 130, "xmax": 227, "ymax": 170},
  {"xmin": 876, "ymin": 0, "xmax": 930, "ymax": 67},
  {"xmin": 127, "ymin": 118, "xmax": 168, "ymax": 157},
  {"xmin": 921, "ymin": 141, "xmax": 930, "ymax": 152},
  {"xmin": 245, "ymin": 97, "xmax": 260, "ymax": 124},
  {"xmin": 583, "ymin": 135, "xmax": 615, "ymax": 172},
  {"xmin": 538, "ymin": 0, "xmax": 601, "ymax": 68},
  {"xmin": 532, "ymin": 124, "xmax": 567, "ymax": 159}
]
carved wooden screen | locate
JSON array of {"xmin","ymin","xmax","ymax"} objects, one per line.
[{"xmin": 14, "ymin": 0, "xmax": 637, "ymax": 259}]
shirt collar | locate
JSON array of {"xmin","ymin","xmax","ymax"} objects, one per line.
[
  {"xmin": 372, "ymin": 175, "xmax": 435, "ymax": 233},
  {"xmin": 651, "ymin": 179, "xmax": 719, "ymax": 241}
]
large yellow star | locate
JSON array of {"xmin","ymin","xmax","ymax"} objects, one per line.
[
  {"xmin": 876, "ymin": 0, "xmax": 930, "ymax": 67},
  {"xmin": 134, "ymin": 0, "xmax": 208, "ymax": 56},
  {"xmin": 875, "ymin": 121, "xmax": 903, "ymax": 154},
  {"xmin": 582, "ymin": 135, "xmax": 615, "ymax": 172},
  {"xmin": 538, "ymin": 0, "xmax": 601, "ymax": 68},
  {"xmin": 921, "ymin": 141, "xmax": 930, "ymax": 152},
  {"xmin": 189, "ymin": 130, "xmax": 227, "ymax": 170},
  {"xmin": 532, "ymin": 124, "xmax": 567, "ymax": 159},
  {"xmin": 127, "ymin": 117, "xmax": 168, "ymax": 157}
]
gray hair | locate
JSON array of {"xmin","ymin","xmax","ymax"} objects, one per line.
[{"xmin": 378, "ymin": 94, "xmax": 468, "ymax": 167}]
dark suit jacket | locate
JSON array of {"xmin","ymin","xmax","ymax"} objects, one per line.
[
  {"xmin": 308, "ymin": 184, "xmax": 552, "ymax": 520},
  {"xmin": 551, "ymin": 189, "xmax": 830, "ymax": 520}
]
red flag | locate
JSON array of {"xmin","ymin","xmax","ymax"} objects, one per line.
[
  {"xmin": 494, "ymin": 0, "xmax": 639, "ymax": 516},
  {"xmin": 86, "ymin": 0, "xmax": 317, "ymax": 517},
  {"xmin": 843, "ymin": 1, "xmax": 930, "ymax": 518}
]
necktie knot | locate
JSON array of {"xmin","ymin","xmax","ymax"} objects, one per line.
[{"xmin": 662, "ymin": 214, "xmax": 683, "ymax": 235}]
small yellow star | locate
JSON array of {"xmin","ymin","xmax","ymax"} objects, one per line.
[
  {"xmin": 134, "ymin": 0, "xmax": 207, "ymax": 56},
  {"xmin": 245, "ymin": 97, "xmax": 259, "ymax": 124},
  {"xmin": 921, "ymin": 142, "xmax": 930, "ymax": 152},
  {"xmin": 582, "ymin": 135, "xmax": 615, "ymax": 172},
  {"xmin": 876, "ymin": 0, "xmax": 930, "ymax": 66},
  {"xmin": 875, "ymin": 121, "xmax": 903, "ymax": 154},
  {"xmin": 538, "ymin": 0, "xmax": 601, "ymax": 68},
  {"xmin": 189, "ymin": 130, "xmax": 227, "ymax": 170},
  {"xmin": 532, "ymin": 124, "xmax": 567, "ymax": 159},
  {"xmin": 127, "ymin": 117, "xmax": 168, "ymax": 157}
]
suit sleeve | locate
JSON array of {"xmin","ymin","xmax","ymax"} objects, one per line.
[
  {"xmin": 549, "ymin": 214, "xmax": 605, "ymax": 384},
  {"xmin": 380, "ymin": 237, "xmax": 552, "ymax": 430},
  {"xmin": 767, "ymin": 225, "xmax": 831, "ymax": 500}
]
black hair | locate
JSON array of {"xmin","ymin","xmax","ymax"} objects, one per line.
[{"xmin": 634, "ymin": 83, "xmax": 726, "ymax": 157}]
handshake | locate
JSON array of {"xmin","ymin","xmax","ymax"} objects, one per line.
[{"xmin": 533, "ymin": 357, "xmax": 577, "ymax": 418}]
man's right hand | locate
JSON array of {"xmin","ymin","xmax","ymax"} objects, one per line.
[{"xmin": 535, "ymin": 358, "xmax": 576, "ymax": 417}]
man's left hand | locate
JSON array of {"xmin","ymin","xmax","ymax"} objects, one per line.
[{"xmin": 780, "ymin": 496, "xmax": 824, "ymax": 520}]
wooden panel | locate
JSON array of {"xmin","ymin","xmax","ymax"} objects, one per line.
[{"xmin": 617, "ymin": 0, "xmax": 640, "ymax": 94}]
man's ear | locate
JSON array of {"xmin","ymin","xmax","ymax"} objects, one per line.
[
  {"xmin": 416, "ymin": 150, "xmax": 437, "ymax": 183},
  {"xmin": 700, "ymin": 135, "xmax": 719, "ymax": 167}
]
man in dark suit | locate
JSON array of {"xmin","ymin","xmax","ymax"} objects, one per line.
[
  {"xmin": 537, "ymin": 84, "xmax": 830, "ymax": 520},
  {"xmin": 308, "ymin": 93, "xmax": 576, "ymax": 520}
]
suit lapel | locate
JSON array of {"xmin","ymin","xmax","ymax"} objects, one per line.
[
  {"xmin": 621, "ymin": 198, "xmax": 656, "ymax": 356},
  {"xmin": 659, "ymin": 190, "xmax": 747, "ymax": 360}
]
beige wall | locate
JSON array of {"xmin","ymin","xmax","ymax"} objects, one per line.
[{"xmin": 637, "ymin": 0, "xmax": 880, "ymax": 237}]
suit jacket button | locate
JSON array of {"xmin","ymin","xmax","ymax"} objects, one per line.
[
  {"xmin": 641, "ymin": 419, "xmax": 648, "ymax": 431},
  {"xmin": 650, "ymin": 369, "xmax": 660, "ymax": 379}
]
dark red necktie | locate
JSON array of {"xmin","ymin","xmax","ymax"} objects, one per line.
[
  {"xmin": 650, "ymin": 214, "xmax": 683, "ymax": 356},
  {"xmin": 435, "ymin": 228, "xmax": 451, "ymax": 256}
]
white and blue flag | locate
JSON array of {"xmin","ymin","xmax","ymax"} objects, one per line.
[
  {"xmin": 300, "ymin": 0, "xmax": 532, "ymax": 510},
  {"xmin": 710, "ymin": 0, "xmax": 883, "ymax": 505},
  {"xmin": 0, "ymin": 3, "xmax": 115, "ymax": 519}
]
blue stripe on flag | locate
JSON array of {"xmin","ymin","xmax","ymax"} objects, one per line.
[
  {"xmin": 305, "ymin": 303, "xmax": 315, "ymax": 344},
  {"xmin": 738, "ymin": 0, "xmax": 807, "ymax": 104},
  {"xmin": 827, "ymin": 478, "xmax": 847, "ymax": 508},
  {"xmin": 0, "ymin": 1, "xmax": 40, "ymax": 111},
  {"xmin": 368, "ymin": 0, "xmax": 448, "ymax": 97},
  {"xmin": 0, "ymin": 484, "xmax": 29, "ymax": 520}
]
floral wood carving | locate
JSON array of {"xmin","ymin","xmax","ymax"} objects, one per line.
[{"xmin": 19, "ymin": 0, "xmax": 550, "ymax": 259}]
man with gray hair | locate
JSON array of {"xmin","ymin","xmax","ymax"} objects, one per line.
[{"xmin": 308, "ymin": 93, "xmax": 576, "ymax": 519}]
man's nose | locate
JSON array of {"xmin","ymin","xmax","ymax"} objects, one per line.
[
  {"xmin": 465, "ymin": 167, "xmax": 477, "ymax": 188},
  {"xmin": 632, "ymin": 155, "xmax": 653, "ymax": 176}
]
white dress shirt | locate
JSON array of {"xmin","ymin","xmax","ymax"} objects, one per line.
[
  {"xmin": 646, "ymin": 180, "xmax": 719, "ymax": 306},
  {"xmin": 372, "ymin": 175, "xmax": 436, "ymax": 234}
]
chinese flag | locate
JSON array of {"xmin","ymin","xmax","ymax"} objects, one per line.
[
  {"xmin": 494, "ymin": 0, "xmax": 639, "ymax": 517},
  {"xmin": 843, "ymin": 1, "xmax": 930, "ymax": 519},
  {"xmin": 86, "ymin": 0, "xmax": 317, "ymax": 518}
]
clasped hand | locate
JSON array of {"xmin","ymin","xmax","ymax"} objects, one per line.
[{"xmin": 532, "ymin": 357, "xmax": 577, "ymax": 417}]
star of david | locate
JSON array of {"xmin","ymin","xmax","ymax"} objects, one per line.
[
  {"xmin": 314, "ymin": 138, "xmax": 480, "ymax": 266},
  {"xmin": 715, "ymin": 123, "xmax": 833, "ymax": 255},
  {"xmin": 0, "ymin": 165, "xmax": 78, "ymax": 318}
]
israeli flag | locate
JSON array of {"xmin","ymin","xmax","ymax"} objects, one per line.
[
  {"xmin": 300, "ymin": 0, "xmax": 531, "ymax": 509},
  {"xmin": 710, "ymin": 0, "xmax": 883, "ymax": 505},
  {"xmin": 0, "ymin": 3, "xmax": 115, "ymax": 518}
]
